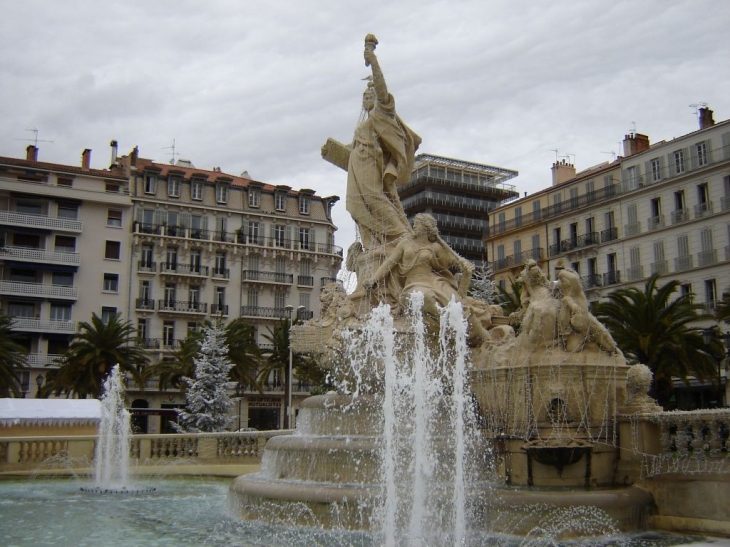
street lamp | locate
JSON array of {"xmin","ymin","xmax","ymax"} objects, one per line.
[
  {"xmin": 702, "ymin": 329, "xmax": 724, "ymax": 408},
  {"xmin": 19, "ymin": 371, "xmax": 30, "ymax": 398},
  {"xmin": 284, "ymin": 304, "xmax": 306, "ymax": 429},
  {"xmin": 35, "ymin": 374, "xmax": 44, "ymax": 398}
]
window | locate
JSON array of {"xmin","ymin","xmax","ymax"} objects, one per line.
[
  {"xmin": 137, "ymin": 319, "xmax": 148, "ymax": 341},
  {"xmin": 552, "ymin": 193, "xmax": 562, "ymax": 213},
  {"xmin": 248, "ymin": 189, "xmax": 260, "ymax": 208},
  {"xmin": 625, "ymin": 166, "xmax": 639, "ymax": 190},
  {"xmin": 165, "ymin": 247, "xmax": 178, "ymax": 269},
  {"xmin": 52, "ymin": 272, "xmax": 73, "ymax": 286},
  {"xmin": 163, "ymin": 321, "xmax": 175, "ymax": 347},
  {"xmin": 10, "ymin": 269, "xmax": 36, "ymax": 283},
  {"xmin": 513, "ymin": 239, "xmax": 521, "ymax": 258},
  {"xmin": 144, "ymin": 174, "xmax": 157, "ymax": 194},
  {"xmin": 215, "ymin": 287, "xmax": 225, "ymax": 307},
  {"xmin": 51, "ymin": 303, "xmax": 72, "ymax": 321},
  {"xmin": 696, "ymin": 142, "xmax": 708, "ymax": 167},
  {"xmin": 248, "ymin": 254, "xmax": 260, "ymax": 272},
  {"xmin": 532, "ymin": 200, "xmax": 541, "ymax": 220},
  {"xmin": 190, "ymin": 250, "xmax": 202, "ymax": 273},
  {"xmin": 105, "ymin": 240, "xmax": 121, "ymax": 259},
  {"xmin": 275, "ymin": 225, "xmax": 286, "ymax": 247},
  {"xmin": 101, "ymin": 307, "xmax": 117, "ymax": 324},
  {"xmin": 681, "ymin": 283, "xmax": 692, "ymax": 299},
  {"xmin": 55, "ymin": 236, "xmax": 76, "ymax": 253},
  {"xmin": 216, "ymin": 184, "xmax": 229, "ymax": 204},
  {"xmin": 214, "ymin": 252, "xmax": 226, "ymax": 275},
  {"xmin": 139, "ymin": 280, "xmax": 151, "ymax": 301},
  {"xmin": 673, "ymin": 150, "xmax": 685, "ymax": 175},
  {"xmin": 57, "ymin": 177, "xmax": 73, "ymax": 187},
  {"xmin": 17, "ymin": 202, "xmax": 42, "ymax": 215},
  {"xmin": 299, "ymin": 227, "xmax": 310, "ymax": 250},
  {"xmin": 248, "ymin": 222, "xmax": 261, "ymax": 245},
  {"xmin": 569, "ymin": 187, "xmax": 579, "ymax": 207},
  {"xmin": 167, "ymin": 177, "xmax": 180, "ymax": 198},
  {"xmin": 275, "ymin": 192, "xmax": 286, "ymax": 211},
  {"xmin": 247, "ymin": 289, "xmax": 259, "ymax": 308},
  {"xmin": 585, "ymin": 180, "xmax": 595, "ymax": 195},
  {"xmin": 299, "ymin": 293, "xmax": 310, "ymax": 310},
  {"xmin": 141, "ymin": 245, "xmax": 154, "ymax": 269},
  {"xmin": 164, "ymin": 284, "xmax": 176, "ymax": 306},
  {"xmin": 187, "ymin": 322, "xmax": 200, "ymax": 335},
  {"xmin": 299, "ymin": 195, "xmax": 310, "ymax": 215},
  {"xmin": 189, "ymin": 286, "xmax": 200, "ymax": 307},
  {"xmin": 531, "ymin": 234, "xmax": 540, "ymax": 256},
  {"xmin": 497, "ymin": 212, "xmax": 506, "ymax": 231},
  {"xmin": 103, "ymin": 273, "xmax": 119, "ymax": 292},
  {"xmin": 105, "ymin": 183, "xmax": 119, "ymax": 193},
  {"xmin": 57, "ymin": 204, "xmax": 78, "ymax": 219},
  {"xmin": 191, "ymin": 180, "xmax": 203, "ymax": 201},
  {"xmin": 705, "ymin": 279, "xmax": 717, "ymax": 308},
  {"xmin": 107, "ymin": 209, "xmax": 122, "ymax": 227},
  {"xmin": 650, "ymin": 158, "xmax": 662, "ymax": 182},
  {"xmin": 514, "ymin": 207, "xmax": 522, "ymax": 228},
  {"xmin": 274, "ymin": 292, "xmax": 287, "ymax": 310}
]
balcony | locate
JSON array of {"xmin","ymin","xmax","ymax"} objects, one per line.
[
  {"xmin": 694, "ymin": 201, "xmax": 713, "ymax": 219},
  {"xmin": 697, "ymin": 249, "xmax": 717, "ymax": 267},
  {"xmin": 10, "ymin": 317, "xmax": 77, "ymax": 333},
  {"xmin": 24, "ymin": 353, "xmax": 64, "ymax": 368},
  {"xmin": 598, "ymin": 227, "xmax": 617, "ymax": 243},
  {"xmin": 650, "ymin": 260, "xmax": 668, "ymax": 276},
  {"xmin": 0, "ymin": 210, "xmax": 83, "ymax": 233},
  {"xmin": 320, "ymin": 277, "xmax": 339, "ymax": 288},
  {"xmin": 211, "ymin": 304, "xmax": 229, "ymax": 316},
  {"xmin": 626, "ymin": 265, "xmax": 644, "ymax": 282},
  {"xmin": 624, "ymin": 223, "xmax": 641, "ymax": 237},
  {"xmin": 1, "ymin": 246, "xmax": 80, "ymax": 267},
  {"xmin": 297, "ymin": 309, "xmax": 314, "ymax": 320},
  {"xmin": 240, "ymin": 306, "xmax": 290, "ymax": 320},
  {"xmin": 241, "ymin": 270, "xmax": 293, "ymax": 285},
  {"xmin": 159, "ymin": 262, "xmax": 209, "ymax": 278},
  {"xmin": 297, "ymin": 275, "xmax": 314, "ymax": 287},
  {"xmin": 580, "ymin": 274, "xmax": 602, "ymax": 290},
  {"xmin": 212, "ymin": 268, "xmax": 230, "ymax": 280},
  {"xmin": 491, "ymin": 248, "xmax": 544, "ymax": 272},
  {"xmin": 157, "ymin": 300, "xmax": 208, "ymax": 315},
  {"xmin": 137, "ymin": 260, "xmax": 156, "ymax": 274},
  {"xmin": 603, "ymin": 270, "xmax": 621, "ymax": 286},
  {"xmin": 577, "ymin": 232, "xmax": 599, "ymax": 247},
  {"xmin": 674, "ymin": 255, "xmax": 693, "ymax": 272},
  {"xmin": 135, "ymin": 298, "xmax": 155, "ymax": 311},
  {"xmin": 647, "ymin": 215, "xmax": 665, "ymax": 231},
  {"xmin": 671, "ymin": 209, "xmax": 690, "ymax": 225},
  {"xmin": 0, "ymin": 281, "xmax": 77, "ymax": 300}
]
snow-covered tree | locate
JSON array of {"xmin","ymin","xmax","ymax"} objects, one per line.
[
  {"xmin": 470, "ymin": 262, "xmax": 497, "ymax": 303},
  {"xmin": 174, "ymin": 322, "xmax": 234, "ymax": 433}
]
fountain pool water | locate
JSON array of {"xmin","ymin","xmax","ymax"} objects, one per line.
[{"xmin": 0, "ymin": 477, "xmax": 726, "ymax": 547}]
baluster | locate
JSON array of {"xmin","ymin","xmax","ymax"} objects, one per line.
[{"xmin": 19, "ymin": 441, "xmax": 29, "ymax": 463}]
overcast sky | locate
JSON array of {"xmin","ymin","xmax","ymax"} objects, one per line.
[{"xmin": 2, "ymin": 0, "xmax": 729, "ymax": 253}]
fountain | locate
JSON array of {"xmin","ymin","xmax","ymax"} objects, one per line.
[
  {"xmin": 81, "ymin": 364, "xmax": 154, "ymax": 494},
  {"xmin": 229, "ymin": 34, "xmax": 665, "ymax": 543}
]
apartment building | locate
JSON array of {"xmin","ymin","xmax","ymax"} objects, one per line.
[
  {"xmin": 398, "ymin": 154, "xmax": 519, "ymax": 264},
  {"xmin": 1, "ymin": 143, "xmax": 343, "ymax": 431},
  {"xmin": 485, "ymin": 107, "xmax": 730, "ymax": 408},
  {"xmin": 0, "ymin": 145, "xmax": 133, "ymax": 398}
]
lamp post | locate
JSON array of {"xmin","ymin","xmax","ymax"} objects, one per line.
[
  {"xmin": 235, "ymin": 383, "xmax": 244, "ymax": 430},
  {"xmin": 19, "ymin": 371, "xmax": 30, "ymax": 398},
  {"xmin": 284, "ymin": 304, "xmax": 305, "ymax": 429},
  {"xmin": 703, "ymin": 329, "xmax": 724, "ymax": 408},
  {"xmin": 35, "ymin": 374, "xmax": 44, "ymax": 398}
]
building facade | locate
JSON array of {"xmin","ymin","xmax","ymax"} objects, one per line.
[
  {"xmin": 485, "ymin": 108, "xmax": 730, "ymax": 409},
  {"xmin": 1, "ymin": 144, "xmax": 343, "ymax": 431},
  {"xmin": 398, "ymin": 154, "xmax": 519, "ymax": 264}
]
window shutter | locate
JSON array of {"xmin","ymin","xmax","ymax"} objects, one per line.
[
  {"xmin": 721, "ymin": 133, "xmax": 730, "ymax": 160},
  {"xmin": 153, "ymin": 209, "xmax": 164, "ymax": 226},
  {"xmin": 653, "ymin": 241, "xmax": 665, "ymax": 262},
  {"xmin": 700, "ymin": 229, "xmax": 713, "ymax": 252},
  {"xmin": 179, "ymin": 212, "xmax": 191, "ymax": 228}
]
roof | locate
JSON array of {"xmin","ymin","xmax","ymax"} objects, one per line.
[
  {"xmin": 414, "ymin": 153, "xmax": 519, "ymax": 182},
  {"xmin": 0, "ymin": 398, "xmax": 101, "ymax": 427},
  {"xmin": 135, "ymin": 159, "xmax": 278, "ymax": 192},
  {"xmin": 0, "ymin": 156, "xmax": 128, "ymax": 181}
]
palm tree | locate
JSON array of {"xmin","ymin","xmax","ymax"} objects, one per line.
[
  {"xmin": 593, "ymin": 274, "xmax": 725, "ymax": 408},
  {"xmin": 225, "ymin": 318, "xmax": 262, "ymax": 390},
  {"xmin": 46, "ymin": 313, "xmax": 149, "ymax": 399},
  {"xmin": 0, "ymin": 311, "xmax": 28, "ymax": 397},
  {"xmin": 143, "ymin": 333, "xmax": 201, "ymax": 391}
]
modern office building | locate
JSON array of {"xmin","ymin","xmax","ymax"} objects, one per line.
[
  {"xmin": 398, "ymin": 154, "xmax": 519, "ymax": 264},
  {"xmin": 0, "ymin": 143, "xmax": 343, "ymax": 431},
  {"xmin": 485, "ymin": 107, "xmax": 730, "ymax": 408}
]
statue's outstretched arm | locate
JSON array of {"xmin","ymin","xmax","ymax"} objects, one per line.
[{"xmin": 364, "ymin": 35, "xmax": 389, "ymax": 104}]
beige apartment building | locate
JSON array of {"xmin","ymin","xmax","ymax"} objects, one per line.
[
  {"xmin": 0, "ymin": 143, "xmax": 343, "ymax": 431},
  {"xmin": 485, "ymin": 107, "xmax": 730, "ymax": 408}
]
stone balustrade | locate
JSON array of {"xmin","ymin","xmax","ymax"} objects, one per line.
[{"xmin": 0, "ymin": 430, "xmax": 291, "ymax": 473}]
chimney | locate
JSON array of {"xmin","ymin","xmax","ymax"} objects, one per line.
[
  {"xmin": 699, "ymin": 107, "xmax": 715, "ymax": 130},
  {"xmin": 26, "ymin": 145, "xmax": 38, "ymax": 162},
  {"xmin": 551, "ymin": 159, "xmax": 576, "ymax": 186},
  {"xmin": 81, "ymin": 148, "xmax": 92, "ymax": 170},
  {"xmin": 110, "ymin": 140, "xmax": 118, "ymax": 166},
  {"xmin": 622, "ymin": 133, "xmax": 650, "ymax": 157},
  {"xmin": 130, "ymin": 146, "xmax": 139, "ymax": 168}
]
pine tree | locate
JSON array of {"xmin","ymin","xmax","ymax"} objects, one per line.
[
  {"xmin": 470, "ymin": 262, "xmax": 497, "ymax": 303},
  {"xmin": 175, "ymin": 322, "xmax": 234, "ymax": 433}
]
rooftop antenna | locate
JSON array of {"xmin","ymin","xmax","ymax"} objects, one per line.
[
  {"xmin": 601, "ymin": 150, "xmax": 617, "ymax": 161},
  {"xmin": 629, "ymin": 121, "xmax": 637, "ymax": 137},
  {"xmin": 549, "ymin": 149, "xmax": 559, "ymax": 162},
  {"xmin": 163, "ymin": 139, "xmax": 179, "ymax": 165},
  {"xmin": 559, "ymin": 153, "xmax": 574, "ymax": 165},
  {"xmin": 15, "ymin": 127, "xmax": 54, "ymax": 146},
  {"xmin": 689, "ymin": 102, "xmax": 708, "ymax": 121}
]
